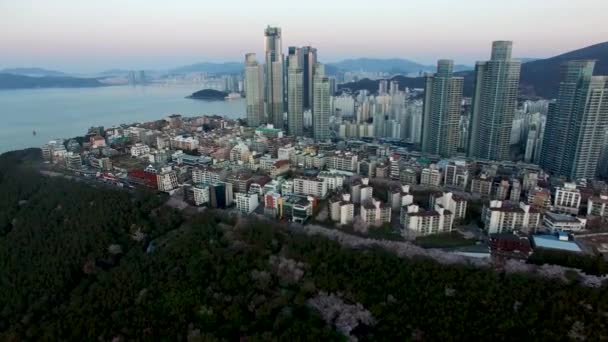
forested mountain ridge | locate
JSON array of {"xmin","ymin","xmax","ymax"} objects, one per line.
[
  {"xmin": 0, "ymin": 149, "xmax": 607, "ymax": 340},
  {"xmin": 339, "ymin": 41, "xmax": 608, "ymax": 99}
]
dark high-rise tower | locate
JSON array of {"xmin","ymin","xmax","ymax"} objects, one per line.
[
  {"xmin": 300, "ymin": 46, "xmax": 318, "ymax": 109},
  {"xmin": 541, "ymin": 60, "xmax": 608, "ymax": 180},
  {"xmin": 244, "ymin": 53, "xmax": 265, "ymax": 127},
  {"xmin": 421, "ymin": 60, "xmax": 464, "ymax": 157},
  {"xmin": 264, "ymin": 26, "xmax": 284, "ymax": 129},
  {"xmin": 468, "ymin": 41, "xmax": 521, "ymax": 161}
]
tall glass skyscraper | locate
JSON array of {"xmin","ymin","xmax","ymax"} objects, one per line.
[
  {"xmin": 287, "ymin": 55, "xmax": 304, "ymax": 136},
  {"xmin": 421, "ymin": 59, "xmax": 464, "ymax": 157},
  {"xmin": 244, "ymin": 53, "xmax": 265, "ymax": 127},
  {"xmin": 264, "ymin": 26, "xmax": 284, "ymax": 129},
  {"xmin": 313, "ymin": 63, "xmax": 330, "ymax": 140},
  {"xmin": 541, "ymin": 60, "xmax": 608, "ymax": 180},
  {"xmin": 468, "ymin": 41, "xmax": 521, "ymax": 161}
]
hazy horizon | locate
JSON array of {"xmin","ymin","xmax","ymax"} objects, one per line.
[{"xmin": 1, "ymin": 0, "xmax": 607, "ymax": 73}]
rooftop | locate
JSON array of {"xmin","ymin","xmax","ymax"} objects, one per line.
[{"xmin": 532, "ymin": 235, "xmax": 582, "ymax": 253}]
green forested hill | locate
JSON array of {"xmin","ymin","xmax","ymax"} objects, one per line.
[{"xmin": 0, "ymin": 149, "xmax": 607, "ymax": 341}]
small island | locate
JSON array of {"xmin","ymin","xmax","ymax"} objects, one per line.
[{"xmin": 186, "ymin": 88, "xmax": 228, "ymax": 100}]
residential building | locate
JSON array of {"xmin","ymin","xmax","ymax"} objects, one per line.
[
  {"xmin": 127, "ymin": 169, "xmax": 158, "ymax": 189},
  {"xmin": 230, "ymin": 143, "xmax": 251, "ymax": 163},
  {"xmin": 157, "ymin": 167, "xmax": 179, "ymax": 192},
  {"xmin": 90, "ymin": 156, "xmax": 112, "ymax": 171},
  {"xmin": 470, "ymin": 173, "xmax": 493, "ymax": 197},
  {"xmin": 192, "ymin": 166, "xmax": 227, "ymax": 185},
  {"xmin": 421, "ymin": 59, "xmax": 464, "ymax": 157},
  {"xmin": 553, "ymin": 183, "xmax": 581, "ymax": 214},
  {"xmin": 483, "ymin": 200, "xmax": 541, "ymax": 234},
  {"xmin": 444, "ymin": 162, "xmax": 469, "ymax": 190},
  {"xmin": 317, "ymin": 171, "xmax": 346, "ymax": 191},
  {"xmin": 293, "ymin": 177, "xmax": 328, "ymax": 198},
  {"xmin": 420, "ymin": 166, "xmax": 442, "ymax": 187},
  {"xmin": 543, "ymin": 213, "xmax": 586, "ymax": 232},
  {"xmin": 361, "ymin": 198, "xmax": 391, "ymax": 227},
  {"xmin": 588, "ymin": 194, "xmax": 608, "ymax": 217},
  {"xmin": 65, "ymin": 152, "xmax": 82, "ymax": 170},
  {"xmin": 400, "ymin": 168, "xmax": 418, "ymax": 185},
  {"xmin": 130, "ymin": 143, "xmax": 150, "ymax": 157},
  {"xmin": 492, "ymin": 179, "xmax": 510, "ymax": 200},
  {"xmin": 489, "ymin": 232, "xmax": 533, "ymax": 260},
  {"xmin": 326, "ymin": 151, "xmax": 358, "ymax": 172},
  {"xmin": 227, "ymin": 172, "xmax": 253, "ymax": 194},
  {"xmin": 468, "ymin": 41, "xmax": 521, "ymax": 161},
  {"xmin": 430, "ymin": 192, "xmax": 468, "ymax": 220},
  {"xmin": 270, "ymin": 160, "xmax": 290, "ymax": 178},
  {"xmin": 528, "ymin": 186, "xmax": 552, "ymax": 209},
  {"xmin": 401, "ymin": 204, "xmax": 453, "ymax": 236},
  {"xmin": 170, "ymin": 135, "xmax": 199, "ymax": 151},
  {"xmin": 236, "ymin": 192, "xmax": 259, "ymax": 214},
  {"xmin": 185, "ymin": 184, "xmax": 210, "ymax": 206}
]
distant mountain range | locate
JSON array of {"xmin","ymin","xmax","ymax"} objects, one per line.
[
  {"xmin": 0, "ymin": 73, "xmax": 104, "ymax": 90},
  {"xmin": 327, "ymin": 58, "xmax": 473, "ymax": 75},
  {"xmin": 1, "ymin": 42, "xmax": 605, "ymax": 94},
  {"xmin": 170, "ymin": 62, "xmax": 243, "ymax": 75},
  {"xmin": 339, "ymin": 42, "xmax": 608, "ymax": 99},
  {"xmin": 0, "ymin": 67, "xmax": 68, "ymax": 77}
]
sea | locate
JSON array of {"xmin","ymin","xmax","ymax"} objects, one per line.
[{"xmin": 0, "ymin": 85, "xmax": 246, "ymax": 153}]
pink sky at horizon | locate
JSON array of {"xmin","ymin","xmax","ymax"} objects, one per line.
[{"xmin": 0, "ymin": 0, "xmax": 606, "ymax": 72}]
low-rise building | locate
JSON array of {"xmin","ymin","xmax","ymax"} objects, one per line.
[
  {"xmin": 483, "ymin": 201, "xmax": 541, "ymax": 234},
  {"xmin": 293, "ymin": 177, "xmax": 328, "ymax": 198},
  {"xmin": 170, "ymin": 135, "xmax": 199, "ymax": 151},
  {"xmin": 130, "ymin": 143, "xmax": 150, "ymax": 157},
  {"xmin": 489, "ymin": 231, "xmax": 532, "ymax": 260},
  {"xmin": 399, "ymin": 168, "xmax": 418, "ymax": 185},
  {"xmin": 400, "ymin": 204, "xmax": 453, "ymax": 236},
  {"xmin": 185, "ymin": 184, "xmax": 210, "ymax": 206},
  {"xmin": 127, "ymin": 169, "xmax": 158, "ymax": 189},
  {"xmin": 279, "ymin": 195, "xmax": 313, "ymax": 223},
  {"xmin": 361, "ymin": 198, "xmax": 391, "ymax": 227},
  {"xmin": 157, "ymin": 167, "xmax": 179, "ymax": 192},
  {"xmin": 236, "ymin": 192, "xmax": 259, "ymax": 214},
  {"xmin": 192, "ymin": 166, "xmax": 227, "ymax": 185},
  {"xmin": 90, "ymin": 156, "xmax": 112, "ymax": 171},
  {"xmin": 430, "ymin": 192, "xmax": 468, "ymax": 221},
  {"xmin": 553, "ymin": 183, "xmax": 581, "ymax": 215},
  {"xmin": 470, "ymin": 173, "xmax": 492, "ymax": 198},
  {"xmin": 543, "ymin": 212, "xmax": 586, "ymax": 232},
  {"xmin": 420, "ymin": 166, "xmax": 442, "ymax": 187},
  {"xmin": 65, "ymin": 152, "xmax": 82, "ymax": 170},
  {"xmin": 326, "ymin": 151, "xmax": 358, "ymax": 172},
  {"xmin": 528, "ymin": 186, "xmax": 552, "ymax": 209},
  {"xmin": 587, "ymin": 195, "xmax": 608, "ymax": 218},
  {"xmin": 444, "ymin": 162, "xmax": 469, "ymax": 190}
]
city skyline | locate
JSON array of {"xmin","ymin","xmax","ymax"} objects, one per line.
[{"xmin": 1, "ymin": 0, "xmax": 607, "ymax": 72}]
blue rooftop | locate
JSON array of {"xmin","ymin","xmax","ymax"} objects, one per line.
[{"xmin": 532, "ymin": 235, "xmax": 582, "ymax": 253}]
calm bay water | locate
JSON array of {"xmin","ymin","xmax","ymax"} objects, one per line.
[{"xmin": 0, "ymin": 85, "xmax": 246, "ymax": 153}]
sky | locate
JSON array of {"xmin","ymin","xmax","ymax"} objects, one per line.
[{"xmin": 0, "ymin": 0, "xmax": 606, "ymax": 73}]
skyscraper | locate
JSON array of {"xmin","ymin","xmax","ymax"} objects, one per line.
[
  {"xmin": 313, "ymin": 63, "xmax": 330, "ymax": 140},
  {"xmin": 541, "ymin": 60, "xmax": 608, "ymax": 180},
  {"xmin": 264, "ymin": 26, "xmax": 284, "ymax": 129},
  {"xmin": 421, "ymin": 59, "xmax": 464, "ymax": 157},
  {"xmin": 287, "ymin": 55, "xmax": 304, "ymax": 137},
  {"xmin": 244, "ymin": 53, "xmax": 265, "ymax": 127},
  {"xmin": 468, "ymin": 41, "xmax": 521, "ymax": 161},
  {"xmin": 301, "ymin": 46, "xmax": 318, "ymax": 109}
]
